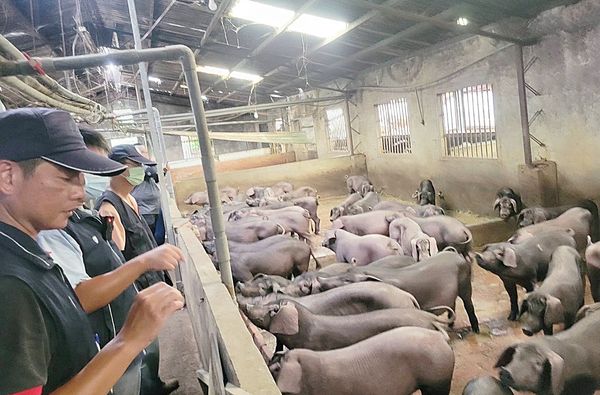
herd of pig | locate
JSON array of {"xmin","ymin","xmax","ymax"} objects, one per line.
[{"xmin": 185, "ymin": 176, "xmax": 600, "ymax": 394}]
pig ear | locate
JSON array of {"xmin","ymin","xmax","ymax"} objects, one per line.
[
  {"xmin": 276, "ymin": 356, "xmax": 303, "ymax": 394},
  {"xmin": 429, "ymin": 238, "xmax": 439, "ymax": 255},
  {"xmin": 269, "ymin": 303, "xmax": 299, "ymax": 335},
  {"xmin": 520, "ymin": 298, "xmax": 529, "ymax": 316},
  {"xmin": 533, "ymin": 210, "xmax": 547, "ymax": 223},
  {"xmin": 509, "ymin": 198, "xmax": 518, "ymax": 213},
  {"xmin": 493, "ymin": 197, "xmax": 501, "ymax": 210},
  {"xmin": 502, "ymin": 247, "xmax": 518, "ymax": 268},
  {"xmin": 411, "ymin": 239, "xmax": 419, "ymax": 261},
  {"xmin": 541, "ymin": 349, "xmax": 565, "ymax": 395},
  {"xmin": 544, "ymin": 295, "xmax": 565, "ymax": 328},
  {"xmin": 587, "ymin": 235, "xmax": 593, "ymax": 247},
  {"xmin": 494, "ymin": 345, "xmax": 516, "ymax": 368},
  {"xmin": 246, "ymin": 187, "xmax": 254, "ymax": 197}
]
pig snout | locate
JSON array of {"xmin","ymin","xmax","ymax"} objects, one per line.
[
  {"xmin": 521, "ymin": 327, "xmax": 534, "ymax": 336},
  {"xmin": 499, "ymin": 368, "xmax": 514, "ymax": 387},
  {"xmin": 235, "ymin": 282, "xmax": 244, "ymax": 293}
]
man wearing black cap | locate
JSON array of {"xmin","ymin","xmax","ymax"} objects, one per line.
[
  {"xmin": 96, "ymin": 144, "xmax": 167, "ymax": 289},
  {"xmin": 96, "ymin": 144, "xmax": 178, "ymax": 395},
  {"xmin": 36, "ymin": 127, "xmax": 184, "ymax": 395},
  {"xmin": 0, "ymin": 108, "xmax": 184, "ymax": 395}
]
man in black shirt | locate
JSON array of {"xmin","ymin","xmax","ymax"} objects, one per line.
[{"xmin": 0, "ymin": 108, "xmax": 184, "ymax": 395}]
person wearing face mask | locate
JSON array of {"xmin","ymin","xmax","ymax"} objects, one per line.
[
  {"xmin": 130, "ymin": 145, "xmax": 164, "ymax": 244},
  {"xmin": 95, "ymin": 144, "xmax": 169, "ymax": 289},
  {"xmin": 36, "ymin": 128, "xmax": 182, "ymax": 395},
  {"xmin": 95, "ymin": 144, "xmax": 180, "ymax": 395}
]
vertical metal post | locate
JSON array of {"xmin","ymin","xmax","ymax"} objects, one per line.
[
  {"xmin": 126, "ymin": 0, "xmax": 180, "ymax": 282},
  {"xmin": 516, "ymin": 45, "xmax": 534, "ymax": 167},
  {"xmin": 179, "ymin": 52, "xmax": 234, "ymax": 297},
  {"xmin": 345, "ymin": 97, "xmax": 355, "ymax": 155},
  {"xmin": 152, "ymin": 109, "xmax": 180, "ymax": 283}
]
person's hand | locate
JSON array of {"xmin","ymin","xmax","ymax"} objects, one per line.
[
  {"xmin": 118, "ymin": 283, "xmax": 184, "ymax": 349},
  {"xmin": 136, "ymin": 244, "xmax": 184, "ymax": 272}
]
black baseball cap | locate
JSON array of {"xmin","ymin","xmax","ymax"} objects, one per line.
[
  {"xmin": 0, "ymin": 108, "xmax": 126, "ymax": 176},
  {"xmin": 109, "ymin": 144, "xmax": 157, "ymax": 166}
]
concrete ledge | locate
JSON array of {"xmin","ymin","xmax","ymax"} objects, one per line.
[
  {"xmin": 175, "ymin": 218, "xmax": 280, "ymax": 394},
  {"xmin": 468, "ymin": 218, "xmax": 516, "ymax": 247}
]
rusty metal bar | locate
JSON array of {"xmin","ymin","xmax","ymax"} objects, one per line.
[{"xmin": 515, "ymin": 45, "xmax": 534, "ymax": 167}]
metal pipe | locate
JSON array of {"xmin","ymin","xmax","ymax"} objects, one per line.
[
  {"xmin": 126, "ymin": 0, "xmax": 172, "ymax": 223},
  {"xmin": 0, "ymin": 45, "xmax": 235, "ymax": 295},
  {"xmin": 152, "ymin": 109, "xmax": 180, "ymax": 285},
  {"xmin": 154, "ymin": 95, "xmax": 347, "ymax": 122},
  {"xmin": 126, "ymin": 0, "xmax": 224, "ymax": 290},
  {"xmin": 515, "ymin": 45, "xmax": 533, "ymax": 167},
  {"xmin": 344, "ymin": 98, "xmax": 355, "ymax": 155}
]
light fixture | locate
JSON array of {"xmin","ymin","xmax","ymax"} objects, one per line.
[
  {"xmin": 289, "ymin": 14, "xmax": 347, "ymax": 38},
  {"xmin": 230, "ymin": 0, "xmax": 292, "ymax": 29},
  {"xmin": 197, "ymin": 65, "xmax": 263, "ymax": 83},
  {"xmin": 207, "ymin": 0, "xmax": 217, "ymax": 12},
  {"xmin": 197, "ymin": 65, "xmax": 230, "ymax": 77},
  {"xmin": 201, "ymin": 95, "xmax": 209, "ymax": 101},
  {"xmin": 229, "ymin": 0, "xmax": 347, "ymax": 38},
  {"xmin": 230, "ymin": 70, "xmax": 263, "ymax": 83},
  {"xmin": 181, "ymin": 84, "xmax": 188, "ymax": 89},
  {"xmin": 148, "ymin": 76, "xmax": 162, "ymax": 85},
  {"xmin": 457, "ymin": 17, "xmax": 469, "ymax": 26}
]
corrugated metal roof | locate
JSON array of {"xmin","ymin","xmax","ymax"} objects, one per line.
[{"xmin": 0, "ymin": 0, "xmax": 581, "ymax": 106}]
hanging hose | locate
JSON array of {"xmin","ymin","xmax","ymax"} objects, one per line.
[
  {"xmin": 0, "ymin": 34, "xmax": 107, "ymax": 121},
  {"xmin": 0, "ymin": 76, "xmax": 101, "ymax": 117}
]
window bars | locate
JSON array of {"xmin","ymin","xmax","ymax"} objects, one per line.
[
  {"xmin": 181, "ymin": 135, "xmax": 201, "ymax": 159},
  {"xmin": 439, "ymin": 83, "xmax": 497, "ymax": 159},
  {"xmin": 325, "ymin": 107, "xmax": 349, "ymax": 152},
  {"xmin": 376, "ymin": 98, "xmax": 412, "ymax": 154}
]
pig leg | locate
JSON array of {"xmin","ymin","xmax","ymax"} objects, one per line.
[
  {"xmin": 503, "ymin": 280, "xmax": 520, "ymax": 321},
  {"xmin": 587, "ymin": 265, "xmax": 600, "ymax": 302},
  {"xmin": 459, "ymin": 284, "xmax": 479, "ymax": 333},
  {"xmin": 421, "ymin": 382, "xmax": 452, "ymax": 395}
]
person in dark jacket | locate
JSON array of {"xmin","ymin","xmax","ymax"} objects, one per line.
[
  {"xmin": 37, "ymin": 128, "xmax": 182, "ymax": 395},
  {"xmin": 0, "ymin": 108, "xmax": 184, "ymax": 395}
]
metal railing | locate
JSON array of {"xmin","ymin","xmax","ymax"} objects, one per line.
[
  {"xmin": 376, "ymin": 97, "xmax": 412, "ymax": 154},
  {"xmin": 326, "ymin": 107, "xmax": 350, "ymax": 152},
  {"xmin": 439, "ymin": 83, "xmax": 497, "ymax": 159}
]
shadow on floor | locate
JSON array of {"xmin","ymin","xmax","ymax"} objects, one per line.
[{"xmin": 159, "ymin": 308, "xmax": 205, "ymax": 395}]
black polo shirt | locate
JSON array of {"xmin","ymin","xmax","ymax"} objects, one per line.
[{"xmin": 0, "ymin": 221, "xmax": 97, "ymax": 394}]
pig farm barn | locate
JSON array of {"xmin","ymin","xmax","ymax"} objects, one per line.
[{"xmin": 2, "ymin": 0, "xmax": 600, "ymax": 394}]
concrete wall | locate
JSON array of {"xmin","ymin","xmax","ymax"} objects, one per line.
[
  {"xmin": 174, "ymin": 154, "xmax": 367, "ymax": 211},
  {"xmin": 338, "ymin": 0, "xmax": 600, "ymax": 215}
]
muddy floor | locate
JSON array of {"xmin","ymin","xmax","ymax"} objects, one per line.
[
  {"xmin": 166, "ymin": 194, "xmax": 595, "ymax": 395},
  {"xmin": 315, "ymin": 195, "xmax": 597, "ymax": 395}
]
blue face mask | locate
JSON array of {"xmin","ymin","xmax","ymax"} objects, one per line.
[{"xmin": 84, "ymin": 173, "xmax": 109, "ymax": 204}]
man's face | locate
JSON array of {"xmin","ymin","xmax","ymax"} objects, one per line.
[
  {"xmin": 6, "ymin": 161, "xmax": 85, "ymax": 233},
  {"xmin": 120, "ymin": 159, "xmax": 142, "ymax": 178}
]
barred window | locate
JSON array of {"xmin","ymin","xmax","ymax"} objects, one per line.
[
  {"xmin": 439, "ymin": 83, "xmax": 497, "ymax": 159},
  {"xmin": 376, "ymin": 98, "xmax": 412, "ymax": 154},
  {"xmin": 181, "ymin": 135, "xmax": 201, "ymax": 159},
  {"xmin": 325, "ymin": 107, "xmax": 349, "ymax": 152}
]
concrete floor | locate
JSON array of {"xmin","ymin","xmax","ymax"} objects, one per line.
[
  {"xmin": 159, "ymin": 308, "xmax": 204, "ymax": 395},
  {"xmin": 165, "ymin": 194, "xmax": 597, "ymax": 394}
]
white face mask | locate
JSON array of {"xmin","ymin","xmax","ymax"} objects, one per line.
[{"xmin": 84, "ymin": 174, "xmax": 109, "ymax": 204}]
